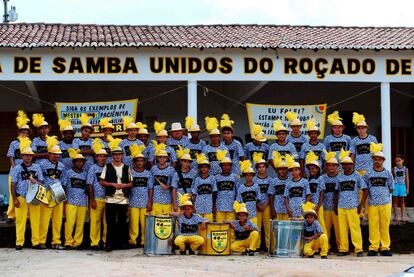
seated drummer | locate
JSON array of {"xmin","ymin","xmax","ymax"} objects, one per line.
[
  {"xmin": 171, "ymin": 193, "xmax": 208, "ymax": 255},
  {"xmin": 302, "ymin": 203, "xmax": 329, "ymax": 259},
  {"xmin": 227, "ymin": 201, "xmax": 259, "ymax": 256}
]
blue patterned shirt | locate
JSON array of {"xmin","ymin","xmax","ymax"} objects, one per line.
[
  {"xmin": 192, "ymin": 175, "xmax": 217, "ymax": 214},
  {"xmin": 364, "ymin": 168, "xmax": 394, "ymax": 206},
  {"xmin": 393, "ymin": 166, "xmax": 406, "ymax": 184},
  {"xmin": 187, "ymin": 139, "xmax": 207, "ymax": 169},
  {"xmin": 287, "ymin": 133, "xmax": 309, "ymax": 153},
  {"xmin": 119, "ymin": 138, "xmax": 145, "ymax": 167},
  {"xmin": 62, "ymin": 168, "xmax": 88, "ymax": 207},
  {"xmin": 231, "ymin": 220, "xmax": 258, "ymax": 240},
  {"xmin": 308, "ymin": 176, "xmax": 325, "ymax": 206},
  {"xmin": 320, "ymin": 173, "xmax": 340, "ymax": 211},
  {"xmin": 221, "ymin": 139, "xmax": 245, "ymax": 175},
  {"xmin": 253, "ymin": 175, "xmax": 272, "ymax": 203},
  {"xmin": 7, "ymin": 139, "xmax": 22, "ymax": 166},
  {"xmin": 58, "ymin": 140, "xmax": 74, "ymax": 170},
  {"xmin": 268, "ymin": 141, "xmax": 298, "ymax": 161},
  {"xmin": 236, "ymin": 183, "xmax": 260, "ymax": 218},
  {"xmin": 38, "ymin": 159, "xmax": 65, "ymax": 189},
  {"xmin": 100, "ymin": 138, "xmax": 112, "ymax": 164},
  {"xmin": 177, "ymin": 213, "xmax": 208, "ymax": 236},
  {"xmin": 303, "ymin": 220, "xmax": 323, "ymax": 240},
  {"xmin": 130, "ymin": 168, "xmax": 152, "ymax": 208},
  {"xmin": 244, "ymin": 142, "xmax": 269, "ymax": 162},
  {"xmin": 350, "ymin": 135, "xmax": 378, "ymax": 171},
  {"xmin": 202, "ymin": 144, "xmax": 229, "ymax": 175},
  {"xmin": 323, "ymin": 134, "xmax": 351, "ymax": 156},
  {"xmin": 167, "ymin": 136, "xmax": 190, "ymax": 151},
  {"xmin": 73, "ymin": 138, "xmax": 94, "ymax": 170},
  {"xmin": 299, "ymin": 141, "xmax": 326, "ymax": 163},
  {"xmin": 149, "ymin": 165, "xmax": 175, "ymax": 204},
  {"xmin": 284, "ymin": 178, "xmax": 311, "ymax": 217},
  {"xmin": 171, "ymin": 168, "xmax": 197, "ymax": 203},
  {"xmin": 10, "ymin": 163, "xmax": 44, "ymax": 197},
  {"xmin": 86, "ymin": 164, "xmax": 106, "ymax": 199},
  {"xmin": 336, "ymin": 172, "xmax": 367, "ymax": 209},
  {"xmin": 31, "ymin": 137, "xmax": 48, "ymax": 164},
  {"xmin": 268, "ymin": 176, "xmax": 289, "ymax": 214},
  {"xmin": 215, "ymin": 173, "xmax": 239, "ymax": 212}
]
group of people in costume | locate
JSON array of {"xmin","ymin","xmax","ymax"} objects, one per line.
[{"xmin": 5, "ymin": 109, "xmax": 399, "ymax": 257}]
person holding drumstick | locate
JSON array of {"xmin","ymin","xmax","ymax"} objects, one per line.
[
  {"xmin": 171, "ymin": 193, "xmax": 208, "ymax": 255},
  {"xmin": 11, "ymin": 137, "xmax": 44, "ymax": 250},
  {"xmin": 38, "ymin": 136, "xmax": 65, "ymax": 250}
]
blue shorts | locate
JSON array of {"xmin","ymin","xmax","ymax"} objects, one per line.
[{"xmin": 392, "ymin": 183, "xmax": 407, "ymax": 197}]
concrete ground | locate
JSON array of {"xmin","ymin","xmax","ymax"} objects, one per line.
[{"xmin": 0, "ymin": 248, "xmax": 412, "ymax": 277}]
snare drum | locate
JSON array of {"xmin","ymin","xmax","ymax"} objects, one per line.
[
  {"xmin": 50, "ymin": 181, "xmax": 67, "ymax": 204},
  {"xmin": 269, "ymin": 220, "xmax": 303, "ymax": 258},
  {"xmin": 144, "ymin": 214, "xmax": 175, "ymax": 255},
  {"xmin": 26, "ymin": 183, "xmax": 49, "ymax": 205},
  {"xmin": 199, "ymin": 222, "xmax": 231, "ymax": 255}
]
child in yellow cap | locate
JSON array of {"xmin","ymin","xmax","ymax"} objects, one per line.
[
  {"xmin": 302, "ymin": 204, "xmax": 329, "ymax": 259},
  {"xmin": 286, "ymin": 111, "xmax": 308, "ymax": 153},
  {"xmin": 268, "ymin": 152, "xmax": 290, "ymax": 220}
]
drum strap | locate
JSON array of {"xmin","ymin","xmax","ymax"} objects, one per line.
[
  {"xmin": 177, "ymin": 169, "xmax": 187, "ymax": 194},
  {"xmin": 21, "ymin": 163, "xmax": 31, "ymax": 178}
]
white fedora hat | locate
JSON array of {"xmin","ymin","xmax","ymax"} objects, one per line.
[{"xmin": 170, "ymin": 122, "xmax": 184, "ymax": 132}]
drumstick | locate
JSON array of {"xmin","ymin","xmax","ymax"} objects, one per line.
[{"xmin": 155, "ymin": 176, "xmax": 166, "ymax": 186}]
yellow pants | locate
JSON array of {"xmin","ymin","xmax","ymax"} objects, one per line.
[
  {"xmin": 257, "ymin": 205, "xmax": 271, "ymax": 249},
  {"xmin": 90, "ymin": 198, "xmax": 107, "ymax": 247},
  {"xmin": 324, "ymin": 210, "xmax": 340, "ymax": 249},
  {"xmin": 15, "ymin": 196, "xmax": 41, "ymax": 246},
  {"xmin": 338, "ymin": 208, "xmax": 363, "ymax": 253},
  {"xmin": 249, "ymin": 217, "xmax": 258, "ymax": 226},
  {"xmin": 64, "ymin": 204, "xmax": 87, "ymax": 247},
  {"xmin": 199, "ymin": 213, "xmax": 213, "ymax": 221},
  {"xmin": 215, "ymin": 211, "xmax": 235, "ymax": 222},
  {"xmin": 274, "ymin": 213, "xmax": 289, "ymax": 220},
  {"xmin": 231, "ymin": 230, "xmax": 260, "ymax": 252},
  {"xmin": 303, "ymin": 234, "xmax": 329, "ymax": 257},
  {"xmin": 7, "ymin": 176, "xmax": 15, "ymax": 219},
  {"xmin": 39, "ymin": 199, "xmax": 64, "ymax": 245},
  {"xmin": 317, "ymin": 206, "xmax": 327, "ymax": 236},
  {"xmin": 368, "ymin": 203, "xmax": 391, "ymax": 252},
  {"xmin": 152, "ymin": 203, "xmax": 172, "ymax": 215},
  {"xmin": 174, "ymin": 235, "xmax": 205, "ymax": 251},
  {"xmin": 129, "ymin": 207, "xmax": 146, "ymax": 245},
  {"xmin": 356, "ymin": 170, "xmax": 368, "ymax": 218}
]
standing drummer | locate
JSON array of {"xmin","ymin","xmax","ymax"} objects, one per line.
[
  {"xmin": 286, "ymin": 112, "xmax": 308, "ymax": 154},
  {"xmin": 244, "ymin": 124, "xmax": 269, "ymax": 163},
  {"xmin": 73, "ymin": 113, "xmax": 95, "ymax": 171},
  {"xmin": 220, "ymin": 114, "xmax": 245, "ymax": 175},
  {"xmin": 31, "ymin": 113, "xmax": 51, "ymax": 164},
  {"xmin": 58, "ymin": 119, "xmax": 76, "ymax": 171},
  {"xmin": 38, "ymin": 136, "xmax": 65, "ymax": 250},
  {"xmin": 99, "ymin": 117, "xmax": 115, "ymax": 163},
  {"xmin": 185, "ymin": 117, "xmax": 206, "ymax": 169},
  {"xmin": 11, "ymin": 137, "xmax": 44, "ymax": 250}
]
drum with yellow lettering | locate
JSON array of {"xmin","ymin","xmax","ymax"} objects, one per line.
[
  {"xmin": 199, "ymin": 222, "xmax": 231, "ymax": 255},
  {"xmin": 144, "ymin": 214, "xmax": 175, "ymax": 255}
]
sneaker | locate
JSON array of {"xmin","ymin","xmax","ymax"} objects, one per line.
[
  {"xmin": 248, "ymin": 250, "xmax": 255, "ymax": 256},
  {"xmin": 52, "ymin": 244, "xmax": 66, "ymax": 250},
  {"xmin": 188, "ymin": 249, "xmax": 195, "ymax": 255},
  {"xmin": 39, "ymin": 244, "xmax": 47, "ymax": 249},
  {"xmin": 180, "ymin": 251, "xmax": 186, "ymax": 255},
  {"xmin": 356, "ymin": 252, "xmax": 364, "ymax": 257},
  {"xmin": 6, "ymin": 218, "xmax": 15, "ymax": 224},
  {"xmin": 90, "ymin": 246, "xmax": 100, "ymax": 251},
  {"xmin": 15, "ymin": 245, "xmax": 23, "ymax": 251},
  {"xmin": 321, "ymin": 255, "xmax": 328, "ymax": 259},
  {"xmin": 367, "ymin": 250, "xmax": 378, "ymax": 256},
  {"xmin": 65, "ymin": 245, "xmax": 73, "ymax": 250},
  {"xmin": 380, "ymin": 250, "xmax": 393, "ymax": 256},
  {"xmin": 32, "ymin": 244, "xmax": 43, "ymax": 250},
  {"xmin": 337, "ymin": 252, "xmax": 348, "ymax": 257},
  {"xmin": 308, "ymin": 255, "xmax": 314, "ymax": 258}
]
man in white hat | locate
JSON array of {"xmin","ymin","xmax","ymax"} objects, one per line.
[
  {"xmin": 364, "ymin": 143, "xmax": 394, "ymax": 257},
  {"xmin": 167, "ymin": 122, "xmax": 189, "ymax": 151},
  {"xmin": 11, "ymin": 138, "xmax": 44, "ymax": 250}
]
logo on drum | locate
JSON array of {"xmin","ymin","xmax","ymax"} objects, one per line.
[
  {"xmin": 211, "ymin": 231, "xmax": 228, "ymax": 253},
  {"xmin": 154, "ymin": 217, "xmax": 172, "ymax": 240}
]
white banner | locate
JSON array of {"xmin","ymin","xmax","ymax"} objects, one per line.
[
  {"xmin": 246, "ymin": 103, "xmax": 327, "ymax": 140},
  {"xmin": 55, "ymin": 99, "xmax": 138, "ymax": 136}
]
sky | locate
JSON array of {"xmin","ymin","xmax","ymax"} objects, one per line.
[{"xmin": 8, "ymin": 0, "xmax": 414, "ymax": 27}]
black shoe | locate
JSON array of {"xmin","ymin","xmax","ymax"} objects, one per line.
[
  {"xmin": 356, "ymin": 252, "xmax": 364, "ymax": 257},
  {"xmin": 188, "ymin": 249, "xmax": 195, "ymax": 255},
  {"xmin": 65, "ymin": 245, "xmax": 73, "ymax": 250},
  {"xmin": 15, "ymin": 245, "xmax": 23, "ymax": 251},
  {"xmin": 6, "ymin": 218, "xmax": 15, "ymax": 224},
  {"xmin": 337, "ymin": 252, "xmax": 348, "ymax": 256},
  {"xmin": 367, "ymin": 250, "xmax": 378, "ymax": 256},
  {"xmin": 105, "ymin": 246, "xmax": 113, "ymax": 252},
  {"xmin": 380, "ymin": 250, "xmax": 393, "ymax": 256},
  {"xmin": 180, "ymin": 251, "xmax": 186, "ymax": 255},
  {"xmin": 52, "ymin": 244, "xmax": 65, "ymax": 250},
  {"xmin": 248, "ymin": 250, "xmax": 255, "ymax": 256},
  {"xmin": 308, "ymin": 255, "xmax": 314, "ymax": 258},
  {"xmin": 90, "ymin": 246, "xmax": 99, "ymax": 251},
  {"xmin": 39, "ymin": 244, "xmax": 47, "ymax": 249},
  {"xmin": 32, "ymin": 244, "xmax": 43, "ymax": 250},
  {"xmin": 321, "ymin": 255, "xmax": 328, "ymax": 259},
  {"xmin": 242, "ymin": 251, "xmax": 248, "ymax": 256}
]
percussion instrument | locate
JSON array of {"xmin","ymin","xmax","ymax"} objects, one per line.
[
  {"xmin": 50, "ymin": 180, "xmax": 67, "ymax": 204},
  {"xmin": 26, "ymin": 183, "xmax": 48, "ymax": 205},
  {"xmin": 269, "ymin": 220, "xmax": 303, "ymax": 258},
  {"xmin": 199, "ymin": 222, "xmax": 231, "ymax": 255},
  {"xmin": 144, "ymin": 214, "xmax": 175, "ymax": 255}
]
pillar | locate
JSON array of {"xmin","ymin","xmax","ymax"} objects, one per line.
[
  {"xmin": 187, "ymin": 80, "xmax": 198, "ymax": 122},
  {"xmin": 381, "ymin": 82, "xmax": 392, "ymax": 170}
]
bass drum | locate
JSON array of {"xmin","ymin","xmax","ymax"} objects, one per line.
[{"xmin": 199, "ymin": 223, "xmax": 231, "ymax": 255}]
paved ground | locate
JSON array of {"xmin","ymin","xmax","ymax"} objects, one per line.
[{"xmin": 0, "ymin": 248, "xmax": 412, "ymax": 277}]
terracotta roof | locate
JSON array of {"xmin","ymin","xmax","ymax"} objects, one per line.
[{"xmin": 1, "ymin": 23, "xmax": 414, "ymax": 50}]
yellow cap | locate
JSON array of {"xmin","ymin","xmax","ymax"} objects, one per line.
[
  {"xmin": 272, "ymin": 151, "xmax": 288, "ymax": 168},
  {"xmin": 16, "ymin": 111, "xmax": 30, "ymax": 131},
  {"xmin": 19, "ymin": 137, "xmax": 34, "ymax": 155},
  {"xmin": 131, "ymin": 144, "xmax": 146, "ymax": 159},
  {"xmin": 352, "ymin": 112, "xmax": 368, "ymax": 127},
  {"xmin": 58, "ymin": 119, "xmax": 74, "ymax": 132},
  {"xmin": 339, "ymin": 148, "xmax": 353, "ymax": 164},
  {"xmin": 92, "ymin": 138, "xmax": 108, "ymax": 156},
  {"xmin": 324, "ymin": 150, "xmax": 339, "ymax": 164},
  {"xmin": 68, "ymin": 148, "xmax": 85, "ymax": 160},
  {"xmin": 252, "ymin": 152, "xmax": 266, "ymax": 165},
  {"xmin": 178, "ymin": 193, "xmax": 193, "ymax": 208},
  {"xmin": 176, "ymin": 145, "xmax": 192, "ymax": 161},
  {"xmin": 206, "ymin": 116, "xmax": 220, "ymax": 135},
  {"xmin": 370, "ymin": 142, "xmax": 385, "ymax": 159},
  {"xmin": 217, "ymin": 149, "xmax": 231, "ymax": 164},
  {"xmin": 220, "ymin": 113, "xmax": 235, "ymax": 132},
  {"xmin": 306, "ymin": 118, "xmax": 320, "ymax": 132},
  {"xmin": 305, "ymin": 150, "xmax": 320, "ymax": 168},
  {"xmin": 240, "ymin": 160, "xmax": 255, "ymax": 174},
  {"xmin": 273, "ymin": 119, "xmax": 288, "ymax": 133},
  {"xmin": 286, "ymin": 154, "xmax": 300, "ymax": 169},
  {"xmin": 32, "ymin": 113, "xmax": 49, "ymax": 128},
  {"xmin": 152, "ymin": 140, "xmax": 168, "ymax": 157},
  {"xmin": 234, "ymin": 201, "xmax": 249, "ymax": 215},
  {"xmin": 196, "ymin": 153, "xmax": 210, "ymax": 166},
  {"xmin": 79, "ymin": 113, "xmax": 93, "ymax": 130},
  {"xmin": 154, "ymin": 121, "xmax": 168, "ymax": 136},
  {"xmin": 251, "ymin": 124, "xmax": 267, "ymax": 142},
  {"xmin": 286, "ymin": 112, "xmax": 302, "ymax": 127},
  {"xmin": 47, "ymin": 136, "xmax": 62, "ymax": 154},
  {"xmin": 302, "ymin": 202, "xmax": 317, "ymax": 218},
  {"xmin": 100, "ymin": 117, "xmax": 114, "ymax": 130},
  {"xmin": 327, "ymin": 111, "xmax": 344, "ymax": 126}
]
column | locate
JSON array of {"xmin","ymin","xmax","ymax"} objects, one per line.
[
  {"xmin": 187, "ymin": 80, "xmax": 198, "ymax": 122},
  {"xmin": 381, "ymin": 82, "xmax": 392, "ymax": 170}
]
